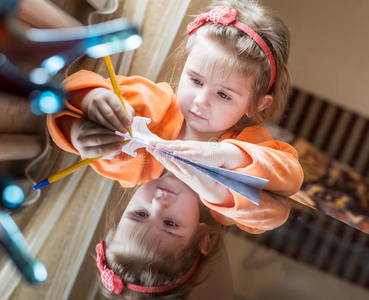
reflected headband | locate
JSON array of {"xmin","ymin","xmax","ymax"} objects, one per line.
[
  {"xmin": 187, "ymin": 5, "xmax": 276, "ymax": 93},
  {"xmin": 96, "ymin": 241, "xmax": 200, "ymax": 294}
]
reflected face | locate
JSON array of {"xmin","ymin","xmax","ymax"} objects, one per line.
[
  {"xmin": 113, "ymin": 172, "xmax": 201, "ymax": 253},
  {"xmin": 177, "ymin": 38, "xmax": 253, "ymax": 137}
]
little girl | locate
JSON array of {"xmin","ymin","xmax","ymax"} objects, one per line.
[
  {"xmin": 98, "ymin": 170, "xmax": 226, "ymax": 299},
  {"xmin": 47, "ymin": 0, "xmax": 303, "ymax": 297}
]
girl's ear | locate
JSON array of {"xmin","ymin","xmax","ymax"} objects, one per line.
[
  {"xmin": 257, "ymin": 94, "xmax": 273, "ymax": 112},
  {"xmin": 246, "ymin": 94, "xmax": 273, "ymax": 117},
  {"xmin": 198, "ymin": 223, "xmax": 211, "ymax": 255}
]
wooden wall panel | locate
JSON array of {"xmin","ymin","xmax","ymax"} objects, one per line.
[{"xmin": 0, "ymin": 1, "xmax": 217, "ymax": 299}]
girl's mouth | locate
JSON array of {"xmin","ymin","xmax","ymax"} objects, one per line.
[
  {"xmin": 158, "ymin": 187, "xmax": 177, "ymax": 195},
  {"xmin": 190, "ymin": 111, "xmax": 206, "ymax": 120}
]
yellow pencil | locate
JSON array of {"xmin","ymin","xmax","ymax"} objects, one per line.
[
  {"xmin": 34, "ymin": 56, "xmax": 132, "ymax": 190},
  {"xmin": 34, "ymin": 140, "xmax": 130, "ymax": 190},
  {"xmin": 33, "ymin": 155, "xmax": 104, "ymax": 189},
  {"xmin": 103, "ymin": 55, "xmax": 132, "ymax": 136}
]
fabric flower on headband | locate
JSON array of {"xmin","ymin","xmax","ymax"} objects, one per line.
[
  {"xmin": 187, "ymin": 6, "xmax": 238, "ymax": 34},
  {"xmin": 96, "ymin": 241, "xmax": 124, "ymax": 294}
]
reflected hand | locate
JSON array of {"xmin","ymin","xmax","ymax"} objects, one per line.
[{"xmin": 147, "ymin": 148, "xmax": 234, "ymax": 206}]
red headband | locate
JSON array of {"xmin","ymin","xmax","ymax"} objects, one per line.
[
  {"xmin": 187, "ymin": 6, "xmax": 276, "ymax": 93},
  {"xmin": 96, "ymin": 241, "xmax": 200, "ymax": 294}
]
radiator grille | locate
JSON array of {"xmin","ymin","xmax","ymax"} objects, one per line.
[
  {"xmin": 279, "ymin": 88, "xmax": 369, "ymax": 178},
  {"xmin": 230, "ymin": 205, "xmax": 369, "ymax": 289}
]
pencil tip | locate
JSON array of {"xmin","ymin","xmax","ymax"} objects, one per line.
[{"xmin": 33, "ymin": 179, "xmax": 50, "ymax": 190}]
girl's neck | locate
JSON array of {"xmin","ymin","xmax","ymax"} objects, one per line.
[{"xmin": 177, "ymin": 121, "xmax": 224, "ymax": 142}]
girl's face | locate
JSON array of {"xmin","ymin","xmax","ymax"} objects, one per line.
[
  {"xmin": 114, "ymin": 172, "xmax": 202, "ymax": 252},
  {"xmin": 177, "ymin": 38, "xmax": 254, "ymax": 138}
]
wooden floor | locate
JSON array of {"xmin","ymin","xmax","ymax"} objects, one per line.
[{"xmin": 0, "ymin": 146, "xmax": 117, "ymax": 299}]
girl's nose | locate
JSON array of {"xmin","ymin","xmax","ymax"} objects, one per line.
[
  {"xmin": 193, "ymin": 92, "xmax": 210, "ymax": 108},
  {"xmin": 152, "ymin": 191, "xmax": 170, "ymax": 209}
]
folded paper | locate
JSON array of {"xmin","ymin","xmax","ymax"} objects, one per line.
[{"xmin": 116, "ymin": 116, "xmax": 268, "ymax": 205}]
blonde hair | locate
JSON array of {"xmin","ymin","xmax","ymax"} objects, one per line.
[
  {"xmin": 98, "ymin": 186, "xmax": 222, "ymax": 299},
  {"xmin": 173, "ymin": 0, "xmax": 291, "ymax": 126}
]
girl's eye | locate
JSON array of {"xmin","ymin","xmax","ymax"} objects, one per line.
[
  {"xmin": 134, "ymin": 211, "xmax": 148, "ymax": 218},
  {"xmin": 190, "ymin": 76, "xmax": 202, "ymax": 85},
  {"xmin": 164, "ymin": 220, "xmax": 178, "ymax": 227},
  {"xmin": 218, "ymin": 92, "xmax": 231, "ymax": 101}
]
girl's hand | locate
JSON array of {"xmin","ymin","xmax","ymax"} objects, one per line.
[
  {"xmin": 150, "ymin": 140, "xmax": 250, "ymax": 169},
  {"xmin": 70, "ymin": 119, "xmax": 125, "ymax": 160},
  {"xmin": 147, "ymin": 148, "xmax": 234, "ymax": 206},
  {"xmin": 81, "ymin": 88, "xmax": 135, "ymax": 133}
]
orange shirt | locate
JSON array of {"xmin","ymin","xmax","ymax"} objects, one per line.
[{"xmin": 48, "ymin": 70, "xmax": 303, "ymax": 233}]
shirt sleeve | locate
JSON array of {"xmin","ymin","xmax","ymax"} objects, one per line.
[
  {"xmin": 200, "ymin": 126, "xmax": 301, "ymax": 233},
  {"xmin": 201, "ymin": 190, "xmax": 291, "ymax": 234},
  {"xmin": 220, "ymin": 126, "xmax": 304, "ymax": 196}
]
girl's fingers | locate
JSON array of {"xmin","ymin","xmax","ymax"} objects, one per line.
[
  {"xmin": 84, "ymin": 89, "xmax": 135, "ymax": 132},
  {"xmin": 171, "ymin": 155, "xmax": 211, "ymax": 180},
  {"xmin": 82, "ymin": 133, "xmax": 125, "ymax": 147},
  {"xmin": 165, "ymin": 157, "xmax": 184, "ymax": 174},
  {"xmin": 84, "ymin": 143, "xmax": 122, "ymax": 158},
  {"xmin": 120, "ymin": 100, "xmax": 135, "ymax": 127},
  {"xmin": 148, "ymin": 148, "xmax": 177, "ymax": 170},
  {"xmin": 169, "ymin": 157, "xmax": 191, "ymax": 176},
  {"xmin": 80, "ymin": 121, "xmax": 110, "ymax": 132},
  {"xmin": 95, "ymin": 103, "xmax": 125, "ymax": 132},
  {"xmin": 173, "ymin": 150, "xmax": 200, "ymax": 160},
  {"xmin": 147, "ymin": 148, "xmax": 193, "ymax": 177},
  {"xmin": 108, "ymin": 97, "xmax": 133, "ymax": 130},
  {"xmin": 155, "ymin": 141, "xmax": 189, "ymax": 152},
  {"xmin": 148, "ymin": 148, "xmax": 167, "ymax": 164}
]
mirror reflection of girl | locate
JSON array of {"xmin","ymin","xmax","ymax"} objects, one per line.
[
  {"xmin": 47, "ymin": 0, "xmax": 303, "ymax": 297},
  {"xmin": 101, "ymin": 170, "xmax": 225, "ymax": 299}
]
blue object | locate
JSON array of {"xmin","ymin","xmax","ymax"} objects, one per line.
[
  {"xmin": 29, "ymin": 90, "xmax": 63, "ymax": 115},
  {"xmin": 0, "ymin": 211, "xmax": 47, "ymax": 284},
  {"xmin": 32, "ymin": 261, "xmax": 48, "ymax": 283},
  {"xmin": 2, "ymin": 184, "xmax": 24, "ymax": 209},
  {"xmin": 33, "ymin": 179, "xmax": 50, "ymax": 191},
  {"xmin": 0, "ymin": 0, "xmax": 142, "ymax": 114}
]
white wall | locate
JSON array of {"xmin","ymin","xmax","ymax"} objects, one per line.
[{"xmin": 262, "ymin": 0, "xmax": 369, "ymax": 118}]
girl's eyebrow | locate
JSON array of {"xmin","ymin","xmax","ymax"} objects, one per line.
[
  {"xmin": 160, "ymin": 228, "xmax": 184, "ymax": 238},
  {"xmin": 186, "ymin": 67, "xmax": 201, "ymax": 77}
]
